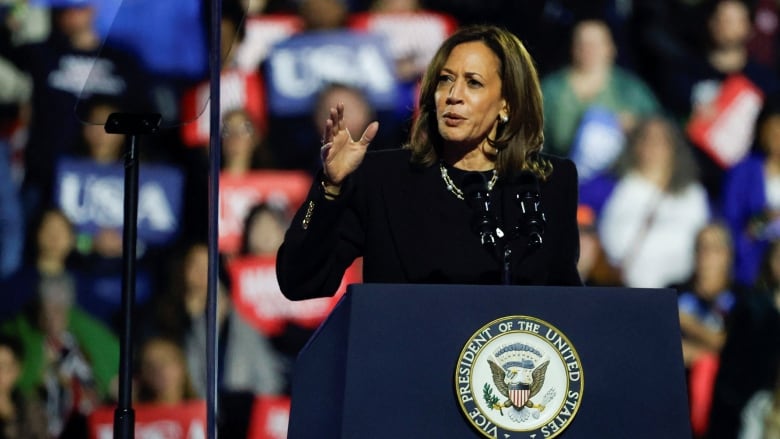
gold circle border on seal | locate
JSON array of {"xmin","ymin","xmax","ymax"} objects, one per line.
[{"xmin": 454, "ymin": 315, "xmax": 584, "ymax": 439}]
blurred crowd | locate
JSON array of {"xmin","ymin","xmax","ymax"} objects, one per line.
[{"xmin": 0, "ymin": 0, "xmax": 778, "ymax": 437}]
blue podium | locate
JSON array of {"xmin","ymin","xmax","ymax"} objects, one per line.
[{"xmin": 287, "ymin": 284, "xmax": 692, "ymax": 438}]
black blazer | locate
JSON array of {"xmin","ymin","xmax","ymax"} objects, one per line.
[{"xmin": 277, "ymin": 149, "xmax": 581, "ymax": 300}]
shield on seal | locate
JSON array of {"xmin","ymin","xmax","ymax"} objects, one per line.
[{"xmin": 508, "ymin": 383, "xmax": 530, "ymax": 408}]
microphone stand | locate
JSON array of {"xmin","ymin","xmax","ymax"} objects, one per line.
[
  {"xmin": 503, "ymin": 171, "xmax": 546, "ymax": 286},
  {"xmin": 107, "ymin": 113, "xmax": 161, "ymax": 439},
  {"xmin": 463, "ymin": 173, "xmax": 512, "ymax": 285},
  {"xmin": 502, "ymin": 244, "xmax": 512, "ymax": 286}
]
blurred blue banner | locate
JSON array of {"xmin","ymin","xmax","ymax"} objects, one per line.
[
  {"xmin": 54, "ymin": 157, "xmax": 184, "ymax": 245},
  {"xmin": 264, "ymin": 30, "xmax": 399, "ymax": 117}
]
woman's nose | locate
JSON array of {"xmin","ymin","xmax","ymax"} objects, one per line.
[{"xmin": 446, "ymin": 80, "xmax": 464, "ymax": 104}]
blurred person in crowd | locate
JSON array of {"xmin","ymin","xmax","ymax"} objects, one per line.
[
  {"xmin": 70, "ymin": 96, "xmax": 124, "ymax": 262},
  {"xmin": 313, "ymin": 83, "xmax": 378, "ymax": 151},
  {"xmin": 657, "ymin": 0, "xmax": 779, "ymax": 200},
  {"xmin": 277, "ymin": 24, "xmax": 582, "ymax": 299},
  {"xmin": 149, "ymin": 242, "xmax": 284, "ymax": 398},
  {"xmin": 0, "ymin": 207, "xmax": 78, "ymax": 323},
  {"xmin": 677, "ymin": 223, "xmax": 737, "ymax": 367},
  {"xmin": 541, "ymin": 19, "xmax": 660, "ymax": 159},
  {"xmin": 242, "ymin": 203, "xmax": 289, "ymax": 257},
  {"xmin": 599, "ymin": 116, "xmax": 709, "ymax": 288},
  {"xmin": 0, "ymin": 1, "xmax": 40, "ymax": 109},
  {"xmin": 0, "ymin": 0, "xmax": 49, "ymax": 48},
  {"xmin": 274, "ymin": 82, "xmax": 383, "ymax": 174},
  {"xmin": 11, "ymin": 0, "xmax": 144, "ymax": 221},
  {"xmin": 239, "ymin": 203, "xmax": 304, "ymax": 392},
  {"xmin": 136, "ymin": 335, "xmax": 197, "ymax": 406},
  {"xmin": 180, "ymin": 3, "xmax": 259, "ymax": 242},
  {"xmin": 738, "ymin": 365, "xmax": 780, "ymax": 439},
  {"xmin": 662, "ymin": 0, "xmax": 779, "ymax": 117},
  {"xmin": 708, "ymin": 239, "xmax": 780, "ymax": 439},
  {"xmin": 221, "ymin": 107, "xmax": 276, "ymax": 174},
  {"xmin": 62, "ymin": 96, "xmax": 167, "ymax": 332},
  {"xmin": 369, "ymin": 0, "xmax": 419, "ymax": 12},
  {"xmin": 576, "ymin": 204, "xmax": 621, "ymax": 286},
  {"xmin": 298, "ymin": 0, "xmax": 348, "ymax": 31},
  {"xmin": 0, "ymin": 334, "xmax": 48, "ymax": 439},
  {"xmin": 0, "ymin": 273, "xmax": 119, "ymax": 438},
  {"xmin": 723, "ymin": 100, "xmax": 780, "ymax": 287},
  {"xmin": 75, "ymin": 97, "xmax": 125, "ymax": 165},
  {"xmin": 0, "ymin": 135, "xmax": 22, "ymax": 281}
]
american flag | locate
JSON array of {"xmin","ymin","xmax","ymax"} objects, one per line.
[{"xmin": 509, "ymin": 385, "xmax": 530, "ymax": 408}]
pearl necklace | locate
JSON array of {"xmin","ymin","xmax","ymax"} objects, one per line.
[{"xmin": 439, "ymin": 162, "xmax": 498, "ymax": 200}]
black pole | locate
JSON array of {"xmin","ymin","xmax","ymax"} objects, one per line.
[
  {"xmin": 113, "ymin": 132, "xmax": 139, "ymax": 439},
  {"xmin": 207, "ymin": 0, "xmax": 222, "ymax": 437},
  {"xmin": 107, "ymin": 113, "xmax": 161, "ymax": 439}
]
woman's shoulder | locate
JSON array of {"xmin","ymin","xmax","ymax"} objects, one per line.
[{"xmin": 542, "ymin": 154, "xmax": 577, "ymax": 180}]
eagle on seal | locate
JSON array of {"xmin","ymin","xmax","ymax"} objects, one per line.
[{"xmin": 488, "ymin": 358, "xmax": 549, "ymax": 411}]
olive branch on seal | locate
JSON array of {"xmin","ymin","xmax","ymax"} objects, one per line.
[{"xmin": 483, "ymin": 383, "xmax": 503, "ymax": 415}]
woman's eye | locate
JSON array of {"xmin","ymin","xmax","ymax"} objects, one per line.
[
  {"xmin": 438, "ymin": 74, "xmax": 453, "ymax": 83},
  {"xmin": 468, "ymin": 79, "xmax": 482, "ymax": 87}
]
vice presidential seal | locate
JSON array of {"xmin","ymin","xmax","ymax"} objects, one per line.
[{"xmin": 455, "ymin": 316, "xmax": 583, "ymax": 438}]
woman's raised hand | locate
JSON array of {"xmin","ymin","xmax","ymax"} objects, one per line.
[{"xmin": 320, "ymin": 102, "xmax": 379, "ymax": 187}]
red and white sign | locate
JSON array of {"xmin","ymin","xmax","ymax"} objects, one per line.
[
  {"xmin": 247, "ymin": 396, "xmax": 292, "ymax": 439},
  {"xmin": 89, "ymin": 400, "xmax": 206, "ymax": 439},
  {"xmin": 229, "ymin": 256, "xmax": 362, "ymax": 337},
  {"xmin": 235, "ymin": 14, "xmax": 304, "ymax": 72},
  {"xmin": 180, "ymin": 68, "xmax": 266, "ymax": 148},
  {"xmin": 687, "ymin": 75, "xmax": 764, "ymax": 168},
  {"xmin": 218, "ymin": 171, "xmax": 312, "ymax": 254},
  {"xmin": 348, "ymin": 11, "xmax": 457, "ymax": 76}
]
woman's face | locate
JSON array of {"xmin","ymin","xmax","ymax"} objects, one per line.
[
  {"xmin": 222, "ymin": 112, "xmax": 256, "ymax": 166},
  {"xmin": 184, "ymin": 245, "xmax": 209, "ymax": 298},
  {"xmin": 315, "ymin": 87, "xmax": 372, "ymax": 140},
  {"xmin": 696, "ymin": 226, "xmax": 732, "ymax": 283},
  {"xmin": 709, "ymin": 0, "xmax": 751, "ymax": 48},
  {"xmin": 140, "ymin": 339, "xmax": 187, "ymax": 403},
  {"xmin": 55, "ymin": 5, "xmax": 94, "ymax": 37},
  {"xmin": 372, "ymin": 0, "xmax": 419, "ymax": 12},
  {"xmin": 84, "ymin": 104, "xmax": 124, "ymax": 163},
  {"xmin": 571, "ymin": 21, "xmax": 615, "ymax": 71},
  {"xmin": 634, "ymin": 119, "xmax": 674, "ymax": 171},
  {"xmin": 37, "ymin": 211, "xmax": 75, "ymax": 262},
  {"xmin": 246, "ymin": 210, "xmax": 287, "ymax": 256},
  {"xmin": 434, "ymin": 41, "xmax": 507, "ymax": 153}
]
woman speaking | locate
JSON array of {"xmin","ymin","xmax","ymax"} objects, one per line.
[{"xmin": 276, "ymin": 25, "xmax": 582, "ymax": 300}]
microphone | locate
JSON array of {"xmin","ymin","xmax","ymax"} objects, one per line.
[
  {"xmin": 513, "ymin": 171, "xmax": 546, "ymax": 249},
  {"xmin": 462, "ymin": 172, "xmax": 502, "ymax": 250}
]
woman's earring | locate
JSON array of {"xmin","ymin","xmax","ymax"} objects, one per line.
[{"xmin": 500, "ymin": 114, "xmax": 509, "ymax": 124}]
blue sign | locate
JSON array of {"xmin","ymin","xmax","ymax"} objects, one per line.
[
  {"xmin": 55, "ymin": 157, "xmax": 184, "ymax": 245},
  {"xmin": 265, "ymin": 30, "xmax": 399, "ymax": 117}
]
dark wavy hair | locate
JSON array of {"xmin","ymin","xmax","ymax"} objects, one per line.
[{"xmin": 406, "ymin": 24, "xmax": 551, "ymax": 179}]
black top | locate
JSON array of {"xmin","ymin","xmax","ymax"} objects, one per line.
[{"xmin": 277, "ymin": 149, "xmax": 581, "ymax": 300}]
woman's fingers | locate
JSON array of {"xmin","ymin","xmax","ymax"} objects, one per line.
[
  {"xmin": 359, "ymin": 121, "xmax": 379, "ymax": 147},
  {"xmin": 336, "ymin": 102, "xmax": 345, "ymax": 132}
]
